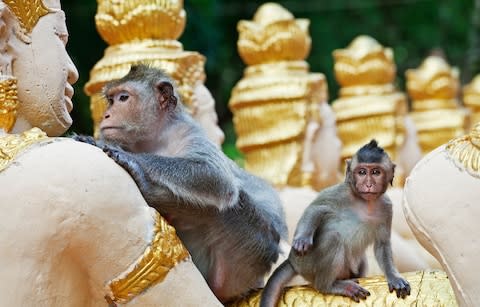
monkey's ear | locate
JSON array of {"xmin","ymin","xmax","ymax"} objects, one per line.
[
  {"xmin": 390, "ymin": 163, "xmax": 396, "ymax": 186},
  {"xmin": 156, "ymin": 81, "xmax": 178, "ymax": 111},
  {"xmin": 345, "ymin": 159, "xmax": 352, "ymax": 173}
]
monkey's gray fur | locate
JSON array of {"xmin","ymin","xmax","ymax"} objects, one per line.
[
  {"xmin": 74, "ymin": 64, "xmax": 288, "ymax": 303},
  {"xmin": 260, "ymin": 140, "xmax": 410, "ymax": 306}
]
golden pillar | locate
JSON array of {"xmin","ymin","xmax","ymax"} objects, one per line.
[
  {"xmin": 229, "ymin": 3, "xmax": 327, "ymax": 188},
  {"xmin": 84, "ymin": 0, "xmax": 205, "ymax": 138},
  {"xmin": 331, "ymin": 35, "xmax": 407, "ymax": 163},
  {"xmin": 406, "ymin": 55, "xmax": 469, "ymax": 155},
  {"xmin": 463, "ymin": 74, "xmax": 480, "ymax": 127}
]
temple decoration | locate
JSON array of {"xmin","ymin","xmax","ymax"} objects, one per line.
[
  {"xmin": 406, "ymin": 55, "xmax": 468, "ymax": 155},
  {"xmin": 4, "ymin": 0, "xmax": 50, "ymax": 36},
  {"xmin": 229, "ymin": 2, "xmax": 327, "ymax": 188},
  {"xmin": 463, "ymin": 74, "xmax": 480, "ymax": 127},
  {"xmin": 105, "ymin": 210, "xmax": 189, "ymax": 304},
  {"xmin": 331, "ymin": 35, "xmax": 407, "ymax": 164},
  {"xmin": 0, "ymin": 77, "xmax": 18, "ymax": 132},
  {"xmin": 446, "ymin": 122, "xmax": 480, "ymax": 178},
  {"xmin": 0, "ymin": 127, "xmax": 48, "ymax": 171},
  {"xmin": 85, "ymin": 0, "xmax": 205, "ymax": 138},
  {"xmin": 229, "ymin": 270, "xmax": 457, "ymax": 307}
]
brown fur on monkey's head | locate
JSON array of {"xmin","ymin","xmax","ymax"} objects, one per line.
[
  {"xmin": 346, "ymin": 139, "xmax": 396, "ymax": 186},
  {"xmin": 103, "ymin": 64, "xmax": 182, "ymax": 112}
]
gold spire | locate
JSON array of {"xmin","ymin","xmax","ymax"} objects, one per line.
[
  {"xmin": 0, "ymin": 77, "xmax": 18, "ymax": 132},
  {"xmin": 463, "ymin": 74, "xmax": 480, "ymax": 126},
  {"xmin": 332, "ymin": 35, "xmax": 407, "ymax": 163},
  {"xmin": 230, "ymin": 3, "xmax": 326, "ymax": 188},
  {"xmin": 4, "ymin": 0, "xmax": 50, "ymax": 35},
  {"xmin": 406, "ymin": 55, "xmax": 468, "ymax": 154},
  {"xmin": 85, "ymin": 0, "xmax": 205, "ymax": 138}
]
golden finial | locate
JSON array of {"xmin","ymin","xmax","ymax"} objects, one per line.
[
  {"xmin": 230, "ymin": 3, "xmax": 327, "ymax": 188},
  {"xmin": 332, "ymin": 35, "xmax": 407, "ymax": 165},
  {"xmin": 463, "ymin": 75, "xmax": 480, "ymax": 126},
  {"xmin": 85, "ymin": 0, "xmax": 205, "ymax": 138},
  {"xmin": 237, "ymin": 2, "xmax": 311, "ymax": 66},
  {"xmin": 406, "ymin": 55, "xmax": 468, "ymax": 154},
  {"xmin": 4, "ymin": 0, "xmax": 50, "ymax": 36}
]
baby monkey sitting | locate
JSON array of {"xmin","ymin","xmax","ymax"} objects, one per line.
[{"xmin": 260, "ymin": 140, "xmax": 411, "ymax": 306}]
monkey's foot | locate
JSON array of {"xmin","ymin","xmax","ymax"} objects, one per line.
[
  {"xmin": 388, "ymin": 276, "xmax": 411, "ymax": 299},
  {"xmin": 332, "ymin": 279, "xmax": 370, "ymax": 302},
  {"xmin": 228, "ymin": 270, "xmax": 457, "ymax": 307}
]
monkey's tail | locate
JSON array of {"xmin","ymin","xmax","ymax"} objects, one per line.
[{"xmin": 260, "ymin": 260, "xmax": 296, "ymax": 307}]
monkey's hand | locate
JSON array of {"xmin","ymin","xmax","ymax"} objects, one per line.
[
  {"xmin": 72, "ymin": 134, "xmax": 97, "ymax": 146},
  {"xmin": 387, "ymin": 276, "xmax": 410, "ymax": 299},
  {"xmin": 292, "ymin": 236, "xmax": 313, "ymax": 256}
]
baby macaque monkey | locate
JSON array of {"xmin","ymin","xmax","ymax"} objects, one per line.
[
  {"xmin": 74, "ymin": 64, "xmax": 287, "ymax": 303},
  {"xmin": 260, "ymin": 140, "xmax": 411, "ymax": 306}
]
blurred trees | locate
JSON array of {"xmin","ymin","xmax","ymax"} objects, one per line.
[{"xmin": 62, "ymin": 0, "xmax": 475, "ymax": 158}]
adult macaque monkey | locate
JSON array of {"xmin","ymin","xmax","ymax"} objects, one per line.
[
  {"xmin": 74, "ymin": 64, "xmax": 287, "ymax": 303},
  {"xmin": 260, "ymin": 140, "xmax": 410, "ymax": 306}
]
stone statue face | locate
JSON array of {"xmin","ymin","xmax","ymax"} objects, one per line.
[
  {"xmin": 192, "ymin": 83, "xmax": 225, "ymax": 146},
  {"xmin": 9, "ymin": 2, "xmax": 79, "ymax": 136}
]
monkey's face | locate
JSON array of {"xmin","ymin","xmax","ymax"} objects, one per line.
[
  {"xmin": 100, "ymin": 84, "xmax": 158, "ymax": 151},
  {"xmin": 352, "ymin": 163, "xmax": 388, "ymax": 201}
]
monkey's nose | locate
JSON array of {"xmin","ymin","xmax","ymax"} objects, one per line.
[{"xmin": 104, "ymin": 114, "xmax": 110, "ymax": 119}]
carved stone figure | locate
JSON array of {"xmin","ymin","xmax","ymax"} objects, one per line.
[
  {"xmin": 404, "ymin": 123, "xmax": 480, "ymax": 307},
  {"xmin": 0, "ymin": 0, "xmax": 221, "ymax": 305}
]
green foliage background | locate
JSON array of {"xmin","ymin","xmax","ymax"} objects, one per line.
[{"xmin": 62, "ymin": 0, "xmax": 477, "ymax": 159}]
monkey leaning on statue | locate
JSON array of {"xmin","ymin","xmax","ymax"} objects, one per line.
[
  {"xmin": 260, "ymin": 140, "xmax": 411, "ymax": 307},
  {"xmin": 73, "ymin": 64, "xmax": 288, "ymax": 303}
]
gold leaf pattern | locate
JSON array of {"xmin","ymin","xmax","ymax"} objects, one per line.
[
  {"xmin": 446, "ymin": 122, "xmax": 480, "ymax": 178},
  {"xmin": 228, "ymin": 270, "xmax": 457, "ymax": 307},
  {"xmin": 106, "ymin": 210, "xmax": 189, "ymax": 304},
  {"xmin": 4, "ymin": 0, "xmax": 50, "ymax": 34},
  {"xmin": 0, "ymin": 77, "xmax": 18, "ymax": 132},
  {"xmin": 0, "ymin": 128, "xmax": 48, "ymax": 172}
]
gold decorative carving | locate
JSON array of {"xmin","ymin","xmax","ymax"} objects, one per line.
[
  {"xmin": 228, "ymin": 270, "xmax": 457, "ymax": 307},
  {"xmin": 229, "ymin": 3, "xmax": 327, "ymax": 188},
  {"xmin": 105, "ymin": 210, "xmax": 189, "ymax": 304},
  {"xmin": 446, "ymin": 122, "xmax": 480, "ymax": 178},
  {"xmin": 406, "ymin": 55, "xmax": 468, "ymax": 155},
  {"xmin": 0, "ymin": 77, "xmax": 18, "ymax": 132},
  {"xmin": 332, "ymin": 35, "xmax": 407, "ymax": 162},
  {"xmin": 0, "ymin": 127, "xmax": 48, "ymax": 172},
  {"xmin": 86, "ymin": 0, "xmax": 205, "ymax": 138},
  {"xmin": 4, "ymin": 0, "xmax": 50, "ymax": 35}
]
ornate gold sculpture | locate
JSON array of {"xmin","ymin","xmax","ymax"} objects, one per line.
[
  {"xmin": 229, "ymin": 270, "xmax": 457, "ymax": 307},
  {"xmin": 105, "ymin": 210, "xmax": 189, "ymax": 304},
  {"xmin": 85, "ymin": 0, "xmax": 205, "ymax": 137},
  {"xmin": 406, "ymin": 55, "xmax": 468, "ymax": 155},
  {"xmin": 463, "ymin": 75, "xmax": 480, "ymax": 127},
  {"xmin": 3, "ymin": 0, "xmax": 50, "ymax": 36},
  {"xmin": 446, "ymin": 122, "xmax": 480, "ymax": 178},
  {"xmin": 0, "ymin": 77, "xmax": 18, "ymax": 133},
  {"xmin": 331, "ymin": 35, "xmax": 407, "ymax": 163},
  {"xmin": 0, "ymin": 127, "xmax": 48, "ymax": 171},
  {"xmin": 229, "ymin": 3, "xmax": 327, "ymax": 188}
]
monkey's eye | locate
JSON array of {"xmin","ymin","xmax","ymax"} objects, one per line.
[
  {"xmin": 372, "ymin": 169, "xmax": 382, "ymax": 176},
  {"xmin": 119, "ymin": 94, "xmax": 129, "ymax": 102},
  {"xmin": 358, "ymin": 169, "xmax": 367, "ymax": 176},
  {"xmin": 107, "ymin": 97, "xmax": 114, "ymax": 105}
]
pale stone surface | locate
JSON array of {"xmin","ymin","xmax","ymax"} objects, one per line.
[
  {"xmin": 0, "ymin": 0, "xmax": 221, "ymax": 305},
  {"xmin": 404, "ymin": 145, "xmax": 480, "ymax": 307}
]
